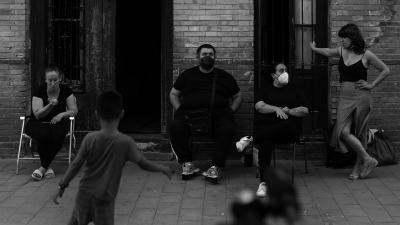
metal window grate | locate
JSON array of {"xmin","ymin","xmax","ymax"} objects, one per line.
[
  {"xmin": 48, "ymin": 0, "xmax": 85, "ymax": 91},
  {"xmin": 293, "ymin": 0, "xmax": 316, "ymax": 69}
]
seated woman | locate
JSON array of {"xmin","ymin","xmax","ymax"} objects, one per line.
[
  {"xmin": 254, "ymin": 63, "xmax": 309, "ymax": 198},
  {"xmin": 26, "ymin": 66, "xmax": 78, "ymax": 181}
]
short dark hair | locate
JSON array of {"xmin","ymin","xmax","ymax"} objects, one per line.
[
  {"xmin": 196, "ymin": 44, "xmax": 216, "ymax": 56},
  {"xmin": 96, "ymin": 90, "xmax": 123, "ymax": 120},
  {"xmin": 44, "ymin": 66, "xmax": 61, "ymax": 77},
  {"xmin": 338, "ymin": 23, "xmax": 365, "ymax": 54}
]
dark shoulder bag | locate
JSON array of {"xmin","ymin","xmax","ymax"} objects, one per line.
[
  {"xmin": 367, "ymin": 129, "xmax": 398, "ymax": 166},
  {"xmin": 184, "ymin": 73, "xmax": 217, "ymax": 135}
]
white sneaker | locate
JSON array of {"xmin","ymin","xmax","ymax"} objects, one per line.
[
  {"xmin": 202, "ymin": 166, "xmax": 222, "ymax": 184},
  {"xmin": 256, "ymin": 182, "xmax": 267, "ymax": 198},
  {"xmin": 236, "ymin": 136, "xmax": 253, "ymax": 153},
  {"xmin": 182, "ymin": 162, "xmax": 200, "ymax": 180}
]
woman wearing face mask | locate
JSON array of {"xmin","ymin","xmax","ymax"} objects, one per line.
[
  {"xmin": 254, "ymin": 63, "xmax": 309, "ymax": 198},
  {"xmin": 25, "ymin": 66, "xmax": 78, "ymax": 181},
  {"xmin": 310, "ymin": 23, "xmax": 390, "ymax": 180}
]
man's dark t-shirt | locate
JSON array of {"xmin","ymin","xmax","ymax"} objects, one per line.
[
  {"xmin": 255, "ymin": 82, "xmax": 306, "ymax": 126},
  {"xmin": 32, "ymin": 84, "xmax": 73, "ymax": 122},
  {"xmin": 173, "ymin": 66, "xmax": 240, "ymax": 110}
]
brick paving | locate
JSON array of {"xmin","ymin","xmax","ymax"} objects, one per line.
[{"xmin": 0, "ymin": 159, "xmax": 400, "ymax": 225}]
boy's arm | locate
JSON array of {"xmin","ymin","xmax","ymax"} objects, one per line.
[
  {"xmin": 53, "ymin": 137, "xmax": 89, "ymax": 204},
  {"xmin": 128, "ymin": 140, "xmax": 172, "ymax": 179},
  {"xmin": 137, "ymin": 158, "xmax": 172, "ymax": 179},
  {"xmin": 59, "ymin": 137, "xmax": 89, "ymax": 188}
]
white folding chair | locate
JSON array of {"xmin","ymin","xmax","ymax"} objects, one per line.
[{"xmin": 16, "ymin": 116, "xmax": 76, "ymax": 175}]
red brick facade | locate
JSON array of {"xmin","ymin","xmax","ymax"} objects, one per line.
[{"xmin": 0, "ymin": 0, "xmax": 29, "ymax": 155}]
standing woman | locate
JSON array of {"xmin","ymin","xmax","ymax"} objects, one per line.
[
  {"xmin": 26, "ymin": 66, "xmax": 78, "ymax": 180},
  {"xmin": 310, "ymin": 23, "xmax": 390, "ymax": 179}
]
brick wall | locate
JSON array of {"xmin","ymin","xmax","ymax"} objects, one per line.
[
  {"xmin": 0, "ymin": 0, "xmax": 29, "ymax": 157},
  {"xmin": 173, "ymin": 0, "xmax": 254, "ymax": 137},
  {"xmin": 329, "ymin": 0, "xmax": 400, "ymax": 147}
]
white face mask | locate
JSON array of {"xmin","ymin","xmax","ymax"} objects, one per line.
[{"xmin": 276, "ymin": 72, "xmax": 289, "ymax": 85}]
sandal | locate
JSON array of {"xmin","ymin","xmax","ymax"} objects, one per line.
[
  {"xmin": 360, "ymin": 158, "xmax": 378, "ymax": 179},
  {"xmin": 32, "ymin": 169, "xmax": 43, "ymax": 181},
  {"xmin": 44, "ymin": 168, "xmax": 56, "ymax": 179},
  {"xmin": 348, "ymin": 173, "xmax": 359, "ymax": 180}
]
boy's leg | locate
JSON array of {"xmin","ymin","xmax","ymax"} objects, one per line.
[
  {"xmin": 68, "ymin": 191, "xmax": 94, "ymax": 225},
  {"xmin": 93, "ymin": 198, "xmax": 115, "ymax": 225}
]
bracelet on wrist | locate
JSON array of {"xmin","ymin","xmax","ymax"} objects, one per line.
[{"xmin": 58, "ymin": 181, "xmax": 68, "ymax": 190}]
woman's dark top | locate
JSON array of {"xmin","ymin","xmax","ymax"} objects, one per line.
[
  {"xmin": 31, "ymin": 84, "xmax": 73, "ymax": 122},
  {"xmin": 338, "ymin": 48, "xmax": 367, "ymax": 82}
]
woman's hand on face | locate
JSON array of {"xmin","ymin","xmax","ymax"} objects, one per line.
[
  {"xmin": 275, "ymin": 107, "xmax": 288, "ymax": 120},
  {"xmin": 50, "ymin": 113, "xmax": 64, "ymax": 124},
  {"xmin": 48, "ymin": 98, "xmax": 58, "ymax": 106},
  {"xmin": 355, "ymin": 80, "xmax": 374, "ymax": 90}
]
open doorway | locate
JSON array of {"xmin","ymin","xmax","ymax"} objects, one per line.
[{"xmin": 116, "ymin": 1, "xmax": 162, "ymax": 133}]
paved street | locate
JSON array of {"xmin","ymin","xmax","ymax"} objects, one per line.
[{"xmin": 1, "ymin": 159, "xmax": 400, "ymax": 225}]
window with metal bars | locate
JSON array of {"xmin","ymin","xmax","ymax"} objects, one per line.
[
  {"xmin": 293, "ymin": 0, "xmax": 316, "ymax": 69},
  {"xmin": 48, "ymin": 0, "xmax": 85, "ymax": 91}
]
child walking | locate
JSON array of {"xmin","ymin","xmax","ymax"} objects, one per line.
[{"xmin": 53, "ymin": 90, "xmax": 172, "ymax": 225}]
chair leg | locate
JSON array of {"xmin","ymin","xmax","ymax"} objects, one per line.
[
  {"xmin": 16, "ymin": 138, "xmax": 23, "ymax": 175},
  {"xmin": 16, "ymin": 119, "xmax": 26, "ymax": 175},
  {"xmin": 273, "ymin": 149, "xmax": 277, "ymax": 168},
  {"xmin": 304, "ymin": 142, "xmax": 308, "ymax": 174},
  {"xmin": 292, "ymin": 143, "xmax": 296, "ymax": 184}
]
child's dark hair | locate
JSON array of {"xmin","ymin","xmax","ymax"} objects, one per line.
[
  {"xmin": 338, "ymin": 23, "xmax": 365, "ymax": 54},
  {"xmin": 96, "ymin": 90, "xmax": 123, "ymax": 120}
]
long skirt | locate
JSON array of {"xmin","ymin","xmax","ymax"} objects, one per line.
[{"xmin": 330, "ymin": 82, "xmax": 372, "ymax": 153}]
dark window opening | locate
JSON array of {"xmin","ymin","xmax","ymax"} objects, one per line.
[{"xmin": 48, "ymin": 0, "xmax": 85, "ymax": 91}]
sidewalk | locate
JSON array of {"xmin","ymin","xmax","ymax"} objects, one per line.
[{"xmin": 0, "ymin": 159, "xmax": 400, "ymax": 225}]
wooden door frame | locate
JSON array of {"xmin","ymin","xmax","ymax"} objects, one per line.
[
  {"xmin": 30, "ymin": 1, "xmax": 49, "ymax": 91},
  {"xmin": 161, "ymin": 0, "xmax": 173, "ymax": 134}
]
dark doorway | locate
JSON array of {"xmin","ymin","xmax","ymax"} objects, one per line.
[
  {"xmin": 255, "ymin": 0, "xmax": 329, "ymax": 135},
  {"xmin": 116, "ymin": 1, "xmax": 162, "ymax": 133}
]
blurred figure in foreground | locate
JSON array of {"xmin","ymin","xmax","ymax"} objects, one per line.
[{"xmin": 227, "ymin": 168, "xmax": 301, "ymax": 225}]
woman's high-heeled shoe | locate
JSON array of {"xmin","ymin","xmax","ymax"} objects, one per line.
[{"xmin": 348, "ymin": 173, "xmax": 359, "ymax": 180}]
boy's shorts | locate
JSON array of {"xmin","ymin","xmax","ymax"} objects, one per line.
[{"xmin": 68, "ymin": 190, "xmax": 115, "ymax": 225}]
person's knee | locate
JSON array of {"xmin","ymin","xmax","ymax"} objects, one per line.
[{"xmin": 340, "ymin": 129, "xmax": 351, "ymax": 141}]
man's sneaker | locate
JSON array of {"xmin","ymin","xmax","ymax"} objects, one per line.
[
  {"xmin": 236, "ymin": 136, "xmax": 253, "ymax": 153},
  {"xmin": 182, "ymin": 162, "xmax": 200, "ymax": 180},
  {"xmin": 202, "ymin": 166, "xmax": 221, "ymax": 184},
  {"xmin": 256, "ymin": 182, "xmax": 267, "ymax": 198}
]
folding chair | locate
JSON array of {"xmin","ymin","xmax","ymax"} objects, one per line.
[{"xmin": 16, "ymin": 116, "xmax": 76, "ymax": 175}]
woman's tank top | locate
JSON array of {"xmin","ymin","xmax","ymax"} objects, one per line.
[{"xmin": 338, "ymin": 48, "xmax": 367, "ymax": 82}]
